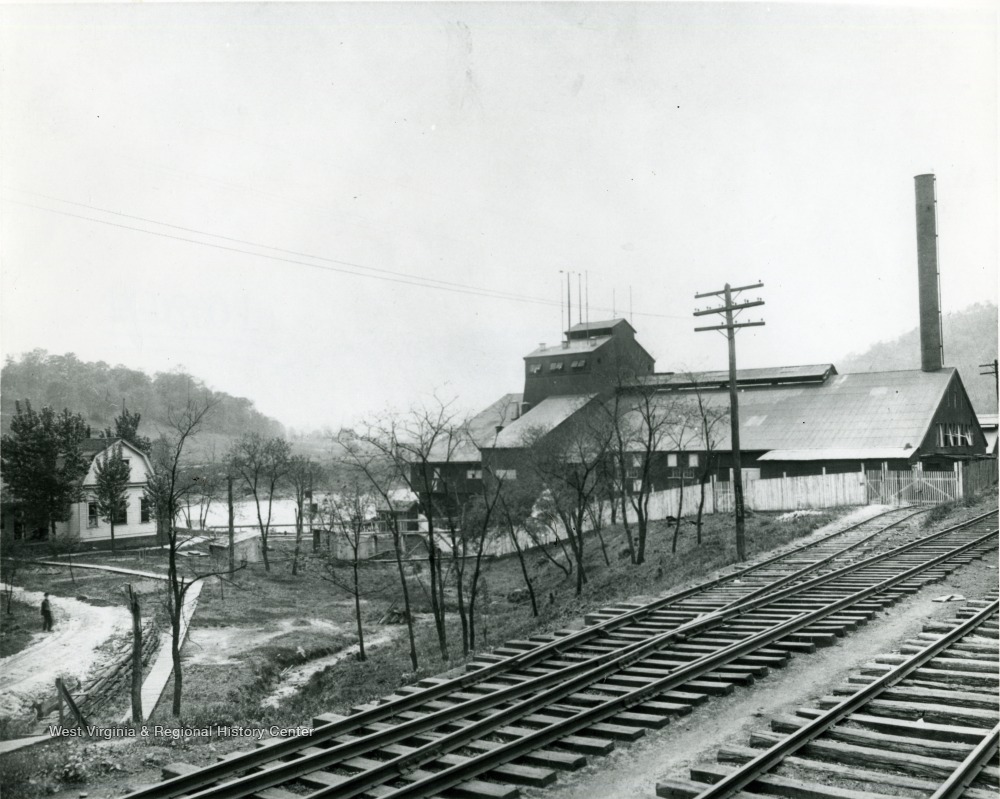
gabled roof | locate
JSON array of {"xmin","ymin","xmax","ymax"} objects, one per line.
[
  {"xmin": 430, "ymin": 393, "xmax": 524, "ymax": 462},
  {"xmin": 625, "ymin": 368, "xmax": 961, "ymax": 455},
  {"xmin": 567, "ymin": 318, "xmax": 634, "ymax": 335},
  {"xmin": 490, "ymin": 394, "xmax": 597, "ymax": 449}
]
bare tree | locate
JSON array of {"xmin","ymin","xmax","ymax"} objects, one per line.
[
  {"xmin": 684, "ymin": 375, "xmax": 730, "ymax": 545},
  {"xmin": 356, "ymin": 400, "xmax": 463, "ymax": 662},
  {"xmin": 523, "ymin": 413, "xmax": 613, "ymax": 596},
  {"xmin": 335, "ymin": 433, "xmax": 419, "ymax": 671},
  {"xmin": 228, "ymin": 433, "xmax": 291, "ymax": 571},
  {"xmin": 317, "ymin": 482, "xmax": 388, "ymax": 660},
  {"xmin": 145, "ymin": 395, "xmax": 240, "ymax": 717},
  {"xmin": 496, "ymin": 478, "xmax": 540, "ymax": 616},
  {"xmin": 288, "ymin": 455, "xmax": 318, "ymax": 576}
]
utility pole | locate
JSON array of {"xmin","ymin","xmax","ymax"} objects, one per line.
[
  {"xmin": 227, "ymin": 474, "xmax": 235, "ymax": 575},
  {"xmin": 980, "ymin": 359, "xmax": 998, "ymax": 404},
  {"xmin": 694, "ymin": 281, "xmax": 765, "ymax": 561}
]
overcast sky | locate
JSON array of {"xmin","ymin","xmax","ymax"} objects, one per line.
[{"xmin": 1, "ymin": 2, "xmax": 996, "ymax": 431}]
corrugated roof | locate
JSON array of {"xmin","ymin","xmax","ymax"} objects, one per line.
[
  {"xmin": 525, "ymin": 337, "xmax": 613, "ymax": 358},
  {"xmin": 641, "ymin": 364, "xmax": 837, "ymax": 388},
  {"xmin": 624, "ymin": 368, "xmax": 957, "ymax": 454},
  {"xmin": 491, "ymin": 394, "xmax": 597, "ymax": 449}
]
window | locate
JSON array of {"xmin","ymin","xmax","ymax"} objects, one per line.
[
  {"xmin": 548, "ymin": 362, "xmax": 564, "ymax": 372},
  {"xmin": 570, "ymin": 359, "xmax": 586, "ymax": 369},
  {"xmin": 140, "ymin": 498, "xmax": 151, "ymax": 523},
  {"xmin": 689, "ymin": 453, "xmax": 699, "ymax": 468},
  {"xmin": 495, "ymin": 469, "xmax": 517, "ymax": 480},
  {"xmin": 529, "ymin": 364, "xmax": 542, "ymax": 375},
  {"xmin": 938, "ymin": 423, "xmax": 973, "ymax": 447},
  {"xmin": 466, "ymin": 469, "xmax": 483, "ymax": 480},
  {"xmin": 88, "ymin": 502, "xmax": 99, "ymax": 528},
  {"xmin": 666, "ymin": 454, "xmax": 678, "ymax": 468},
  {"xmin": 113, "ymin": 502, "xmax": 128, "ymax": 526}
]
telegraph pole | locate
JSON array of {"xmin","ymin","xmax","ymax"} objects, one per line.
[
  {"xmin": 980, "ymin": 359, "xmax": 998, "ymax": 404},
  {"xmin": 694, "ymin": 281, "xmax": 765, "ymax": 561}
]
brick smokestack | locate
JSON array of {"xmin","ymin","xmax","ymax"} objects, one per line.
[{"xmin": 914, "ymin": 174, "xmax": 943, "ymax": 372}]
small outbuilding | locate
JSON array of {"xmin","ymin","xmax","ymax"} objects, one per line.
[{"xmin": 209, "ymin": 529, "xmax": 262, "ymax": 564}]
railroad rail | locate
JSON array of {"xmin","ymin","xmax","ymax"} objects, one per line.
[
  {"xmin": 134, "ymin": 508, "xmax": 997, "ymax": 799},
  {"xmin": 658, "ymin": 593, "xmax": 1000, "ymax": 799}
]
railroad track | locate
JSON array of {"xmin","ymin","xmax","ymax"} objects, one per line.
[
  {"xmin": 136, "ymin": 508, "xmax": 997, "ymax": 799},
  {"xmin": 658, "ymin": 591, "xmax": 1000, "ymax": 799}
]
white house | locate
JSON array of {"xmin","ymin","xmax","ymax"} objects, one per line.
[{"xmin": 64, "ymin": 438, "xmax": 158, "ymax": 547}]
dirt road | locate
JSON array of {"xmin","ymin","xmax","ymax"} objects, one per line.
[{"xmin": 0, "ymin": 587, "xmax": 130, "ymax": 718}]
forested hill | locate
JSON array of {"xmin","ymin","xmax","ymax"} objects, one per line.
[
  {"xmin": 837, "ymin": 302, "xmax": 998, "ymax": 414},
  {"xmin": 0, "ymin": 351, "xmax": 285, "ymax": 452}
]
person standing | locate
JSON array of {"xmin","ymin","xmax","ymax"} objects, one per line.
[{"xmin": 41, "ymin": 592, "xmax": 53, "ymax": 632}]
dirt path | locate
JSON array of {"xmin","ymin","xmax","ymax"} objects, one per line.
[
  {"xmin": 525, "ymin": 554, "xmax": 999, "ymax": 799},
  {"xmin": 0, "ymin": 588, "xmax": 130, "ymax": 718}
]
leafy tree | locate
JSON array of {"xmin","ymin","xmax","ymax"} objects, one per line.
[
  {"xmin": 0, "ymin": 401, "xmax": 90, "ymax": 539},
  {"xmin": 94, "ymin": 443, "xmax": 131, "ymax": 552},
  {"xmin": 103, "ymin": 405, "xmax": 152, "ymax": 455}
]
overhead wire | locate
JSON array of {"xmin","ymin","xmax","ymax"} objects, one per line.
[{"xmin": 2, "ymin": 188, "xmax": 688, "ymax": 320}]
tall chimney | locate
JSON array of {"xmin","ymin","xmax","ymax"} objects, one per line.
[{"xmin": 914, "ymin": 174, "xmax": 943, "ymax": 372}]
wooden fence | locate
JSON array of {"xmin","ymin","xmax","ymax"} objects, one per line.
[
  {"xmin": 959, "ymin": 459, "xmax": 999, "ymax": 498},
  {"xmin": 865, "ymin": 469, "xmax": 960, "ymax": 505}
]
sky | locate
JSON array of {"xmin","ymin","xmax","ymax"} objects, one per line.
[{"xmin": 1, "ymin": 1, "xmax": 996, "ymax": 432}]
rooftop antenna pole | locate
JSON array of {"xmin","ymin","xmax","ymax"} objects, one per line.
[
  {"xmin": 567, "ymin": 271, "xmax": 572, "ymax": 340},
  {"xmin": 559, "ymin": 270, "xmax": 565, "ymax": 342},
  {"xmin": 577, "ymin": 272, "xmax": 582, "ymax": 326},
  {"xmin": 585, "ymin": 270, "xmax": 590, "ymax": 342}
]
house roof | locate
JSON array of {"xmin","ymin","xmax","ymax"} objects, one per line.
[
  {"xmin": 626, "ymin": 368, "xmax": 959, "ymax": 454},
  {"xmin": 430, "ymin": 393, "xmax": 524, "ymax": 462},
  {"xmin": 525, "ymin": 337, "xmax": 614, "ymax": 358},
  {"xmin": 977, "ymin": 413, "xmax": 998, "ymax": 429},
  {"xmin": 490, "ymin": 394, "xmax": 597, "ymax": 449}
]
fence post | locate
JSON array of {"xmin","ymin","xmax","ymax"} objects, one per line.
[{"xmin": 954, "ymin": 461, "xmax": 964, "ymax": 499}]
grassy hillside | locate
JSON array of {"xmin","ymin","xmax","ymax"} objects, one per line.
[
  {"xmin": 837, "ymin": 302, "xmax": 998, "ymax": 414},
  {"xmin": 1, "ymin": 350, "xmax": 286, "ymax": 452}
]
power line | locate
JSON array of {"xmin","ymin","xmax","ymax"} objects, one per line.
[{"xmin": 3, "ymin": 189, "xmax": 688, "ymax": 321}]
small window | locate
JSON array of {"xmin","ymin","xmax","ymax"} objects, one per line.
[
  {"xmin": 689, "ymin": 453, "xmax": 699, "ymax": 468},
  {"xmin": 466, "ymin": 469, "xmax": 483, "ymax": 480},
  {"xmin": 140, "ymin": 498, "xmax": 151, "ymax": 523},
  {"xmin": 570, "ymin": 359, "xmax": 586, "ymax": 369},
  {"xmin": 529, "ymin": 364, "xmax": 542, "ymax": 375},
  {"xmin": 88, "ymin": 502, "xmax": 99, "ymax": 528},
  {"xmin": 666, "ymin": 454, "xmax": 678, "ymax": 468},
  {"xmin": 113, "ymin": 502, "xmax": 128, "ymax": 526},
  {"xmin": 495, "ymin": 469, "xmax": 517, "ymax": 480},
  {"xmin": 549, "ymin": 362, "xmax": 564, "ymax": 372}
]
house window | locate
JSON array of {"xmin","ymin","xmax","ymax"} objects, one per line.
[
  {"xmin": 689, "ymin": 453, "xmax": 699, "ymax": 468},
  {"xmin": 466, "ymin": 469, "xmax": 483, "ymax": 480},
  {"xmin": 548, "ymin": 362, "xmax": 564, "ymax": 372},
  {"xmin": 570, "ymin": 359, "xmax": 586, "ymax": 369},
  {"xmin": 666, "ymin": 454, "xmax": 678, "ymax": 468},
  {"xmin": 140, "ymin": 498, "xmax": 151, "ymax": 523},
  {"xmin": 114, "ymin": 502, "xmax": 128, "ymax": 526},
  {"xmin": 938, "ymin": 423, "xmax": 973, "ymax": 447},
  {"xmin": 88, "ymin": 502, "xmax": 99, "ymax": 528},
  {"xmin": 495, "ymin": 469, "xmax": 517, "ymax": 480},
  {"xmin": 529, "ymin": 364, "xmax": 542, "ymax": 374}
]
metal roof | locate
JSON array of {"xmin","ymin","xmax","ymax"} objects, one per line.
[
  {"xmin": 525, "ymin": 337, "xmax": 613, "ymax": 358},
  {"xmin": 640, "ymin": 364, "xmax": 837, "ymax": 389},
  {"xmin": 624, "ymin": 368, "xmax": 959, "ymax": 454},
  {"xmin": 490, "ymin": 394, "xmax": 597, "ymax": 449}
]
